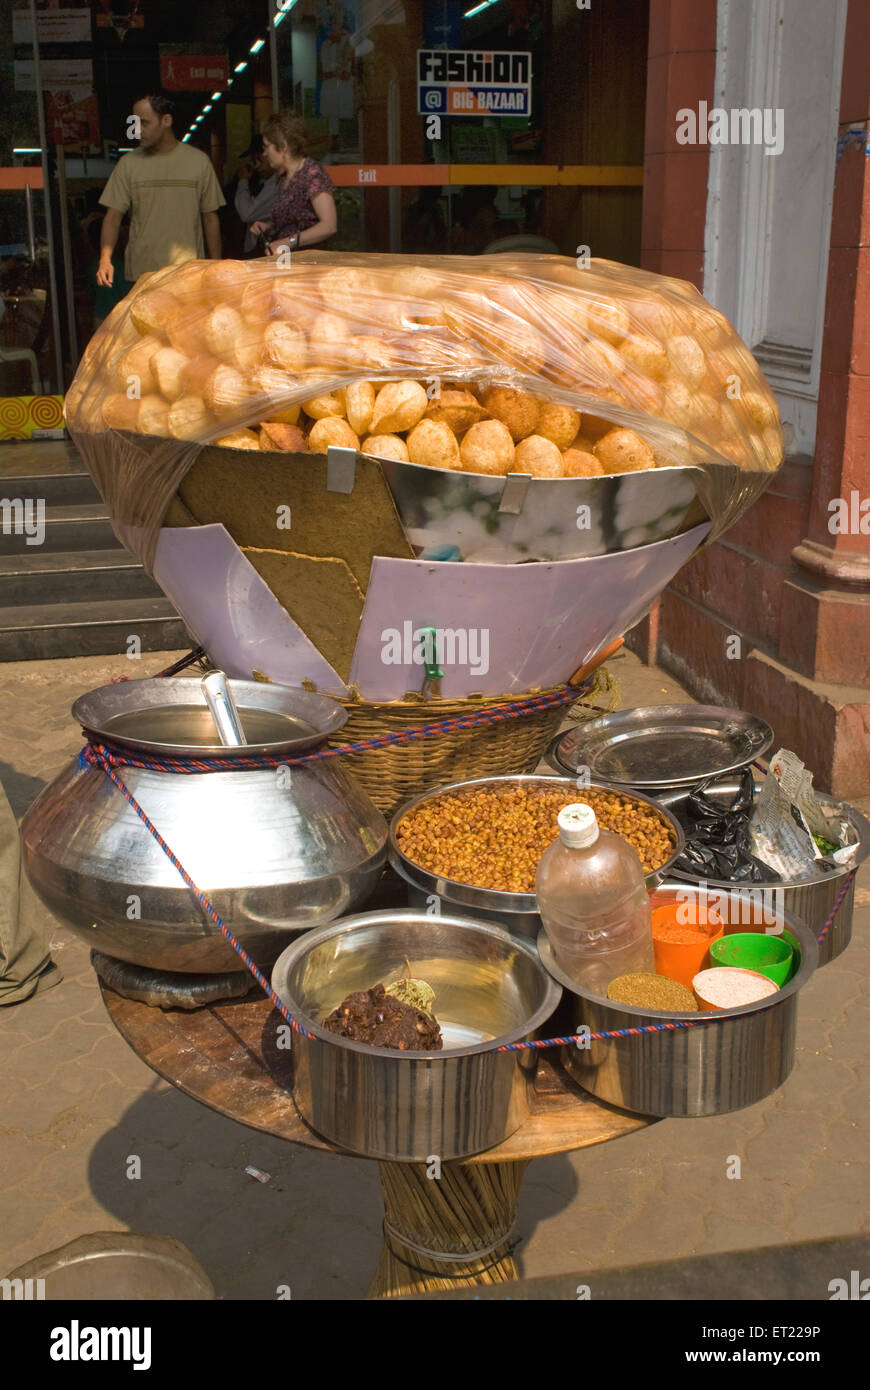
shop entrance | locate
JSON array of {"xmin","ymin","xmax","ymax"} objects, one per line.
[{"xmin": 2, "ymin": 0, "xmax": 649, "ymax": 438}]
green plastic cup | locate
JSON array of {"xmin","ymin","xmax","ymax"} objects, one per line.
[
  {"xmin": 709, "ymin": 932, "xmax": 793, "ymax": 987},
  {"xmin": 764, "ymin": 926, "xmax": 802, "ymax": 982},
  {"xmin": 750, "ymin": 928, "xmax": 794, "ymax": 984}
]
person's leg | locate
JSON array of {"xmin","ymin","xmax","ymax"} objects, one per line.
[{"xmin": 0, "ymin": 780, "xmax": 62, "ymax": 1006}]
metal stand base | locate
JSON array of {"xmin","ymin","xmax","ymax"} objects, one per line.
[{"xmin": 91, "ymin": 951, "xmax": 257, "ymax": 1010}]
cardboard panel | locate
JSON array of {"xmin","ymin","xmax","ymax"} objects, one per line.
[
  {"xmin": 177, "ymin": 447, "xmax": 415, "ymax": 590},
  {"xmin": 242, "ymin": 547, "xmax": 364, "ymax": 683}
]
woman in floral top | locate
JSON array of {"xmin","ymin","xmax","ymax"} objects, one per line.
[{"xmin": 250, "ymin": 111, "xmax": 336, "ymax": 255}]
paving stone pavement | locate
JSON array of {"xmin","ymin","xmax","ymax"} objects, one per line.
[{"xmin": 0, "ymin": 647, "xmax": 867, "ymax": 1299}]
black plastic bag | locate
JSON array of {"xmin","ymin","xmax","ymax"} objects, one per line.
[{"xmin": 673, "ymin": 769, "xmax": 779, "ymax": 882}]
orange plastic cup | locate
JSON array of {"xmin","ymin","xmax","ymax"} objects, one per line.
[{"xmin": 651, "ymin": 902, "xmax": 725, "ymax": 992}]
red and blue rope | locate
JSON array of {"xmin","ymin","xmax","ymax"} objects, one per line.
[
  {"xmin": 815, "ymin": 868, "xmax": 857, "ymax": 948},
  {"xmin": 78, "ymin": 684, "xmax": 581, "ymax": 777},
  {"xmin": 92, "ymin": 744, "xmax": 736, "ymax": 1048}
]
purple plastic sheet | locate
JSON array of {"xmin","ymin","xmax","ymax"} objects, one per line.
[
  {"xmin": 153, "ymin": 520, "xmax": 709, "ymax": 699},
  {"xmin": 349, "ymin": 522, "xmax": 710, "ymax": 698},
  {"xmin": 153, "ymin": 524, "xmax": 347, "ymax": 693}
]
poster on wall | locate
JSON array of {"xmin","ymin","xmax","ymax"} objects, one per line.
[
  {"xmin": 315, "ymin": 1, "xmax": 361, "ymax": 152},
  {"xmin": 159, "ymin": 51, "xmax": 230, "ymax": 91},
  {"xmin": 0, "ymin": 396, "xmax": 65, "ymax": 441},
  {"xmin": 12, "ymin": 6, "xmax": 92, "ymax": 44},
  {"xmin": 94, "ymin": 0, "xmax": 144, "ymax": 44},
  {"xmin": 417, "ymin": 50, "xmax": 532, "ymax": 117},
  {"xmin": 14, "ymin": 58, "xmax": 94, "ymax": 92},
  {"xmin": 46, "ymin": 90, "xmax": 101, "ymax": 146}
]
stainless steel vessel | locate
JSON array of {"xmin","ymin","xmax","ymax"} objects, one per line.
[
  {"xmin": 375, "ymin": 454, "xmax": 703, "ymax": 561},
  {"xmin": 272, "ymin": 908, "xmax": 562, "ymax": 1160},
  {"xmin": 389, "ymin": 774, "xmax": 685, "ymax": 937},
  {"xmin": 656, "ymin": 778, "xmax": 869, "ymax": 965},
  {"xmin": 539, "ymin": 883, "xmax": 818, "ymax": 1117},
  {"xmin": 21, "ymin": 678, "xmax": 387, "ymax": 973}
]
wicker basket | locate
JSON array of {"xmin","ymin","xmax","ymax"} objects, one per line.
[{"xmin": 329, "ymin": 667, "xmax": 619, "ymax": 818}]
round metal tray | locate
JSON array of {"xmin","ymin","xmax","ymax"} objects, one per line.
[{"xmin": 547, "ymin": 704, "xmax": 773, "ymax": 789}]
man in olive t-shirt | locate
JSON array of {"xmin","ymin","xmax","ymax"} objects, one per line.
[{"xmin": 97, "ymin": 91, "xmax": 225, "ymax": 285}]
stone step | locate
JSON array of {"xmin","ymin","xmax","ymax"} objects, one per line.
[
  {"xmin": 0, "ymin": 471, "xmax": 102, "ymax": 507},
  {"xmin": 0, "ymin": 597, "xmax": 190, "ymax": 662},
  {"xmin": 0, "ymin": 502, "xmax": 121, "ymax": 555},
  {"xmin": 0, "ymin": 549, "xmax": 163, "ymax": 606}
]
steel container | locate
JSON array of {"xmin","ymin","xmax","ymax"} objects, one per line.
[
  {"xmin": 389, "ymin": 774, "xmax": 684, "ymax": 938},
  {"xmin": 656, "ymin": 778, "xmax": 869, "ymax": 965},
  {"xmin": 271, "ymin": 909, "xmax": 562, "ymax": 1160},
  {"xmin": 21, "ymin": 678, "xmax": 388, "ymax": 974},
  {"xmin": 104, "ymin": 424, "xmax": 761, "ymax": 569},
  {"xmin": 539, "ymin": 883, "xmax": 818, "ymax": 1117},
  {"xmin": 376, "ymin": 455, "xmax": 703, "ymax": 561}
]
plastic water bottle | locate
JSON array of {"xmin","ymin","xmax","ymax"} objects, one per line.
[{"xmin": 536, "ymin": 802, "xmax": 654, "ymax": 996}]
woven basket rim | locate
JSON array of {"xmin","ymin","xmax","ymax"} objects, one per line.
[{"xmin": 339, "ymin": 683, "xmax": 573, "ymax": 713}]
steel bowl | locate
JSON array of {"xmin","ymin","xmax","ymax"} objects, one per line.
[
  {"xmin": 656, "ymin": 777, "xmax": 870, "ymax": 964},
  {"xmin": 98, "ymin": 427, "xmax": 753, "ymax": 569},
  {"xmin": 388, "ymin": 774, "xmax": 685, "ymax": 937},
  {"xmin": 539, "ymin": 882, "xmax": 818, "ymax": 1117},
  {"xmin": 271, "ymin": 908, "xmax": 562, "ymax": 1160}
]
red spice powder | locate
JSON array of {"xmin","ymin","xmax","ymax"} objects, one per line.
[
  {"xmin": 654, "ymin": 923, "xmax": 717, "ymax": 946},
  {"xmin": 651, "ymin": 903, "xmax": 723, "ymax": 947}
]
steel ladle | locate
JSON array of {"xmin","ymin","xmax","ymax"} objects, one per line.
[{"xmin": 201, "ymin": 672, "xmax": 246, "ymax": 747}]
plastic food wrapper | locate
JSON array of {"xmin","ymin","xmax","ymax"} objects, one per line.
[
  {"xmin": 64, "ymin": 251, "xmax": 784, "ymax": 574},
  {"xmin": 749, "ymin": 749, "xmax": 860, "ymax": 880},
  {"xmin": 673, "ymin": 769, "xmax": 777, "ymax": 883}
]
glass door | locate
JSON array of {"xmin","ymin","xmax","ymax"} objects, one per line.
[{"xmin": 2, "ymin": 2, "xmax": 68, "ymax": 436}]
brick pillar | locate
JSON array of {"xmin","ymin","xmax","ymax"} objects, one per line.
[
  {"xmin": 640, "ymin": 0, "xmax": 716, "ymax": 285},
  {"xmin": 742, "ymin": 0, "xmax": 870, "ymax": 796},
  {"xmin": 627, "ymin": 0, "xmax": 717, "ymax": 664},
  {"xmin": 778, "ymin": 0, "xmax": 870, "ymax": 687},
  {"xmin": 626, "ymin": 0, "xmax": 870, "ymax": 796}
]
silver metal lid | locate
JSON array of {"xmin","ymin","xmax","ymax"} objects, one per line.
[
  {"xmin": 73, "ymin": 677, "xmax": 348, "ymax": 757},
  {"xmin": 547, "ymin": 704, "xmax": 774, "ymax": 790}
]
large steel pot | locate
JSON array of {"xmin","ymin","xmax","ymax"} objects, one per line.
[
  {"xmin": 272, "ymin": 909, "xmax": 562, "ymax": 1160},
  {"xmin": 389, "ymin": 774, "xmax": 684, "ymax": 938},
  {"xmin": 656, "ymin": 777, "xmax": 869, "ymax": 965},
  {"xmin": 21, "ymin": 678, "xmax": 387, "ymax": 973},
  {"xmin": 539, "ymin": 883, "xmax": 817, "ymax": 1117}
]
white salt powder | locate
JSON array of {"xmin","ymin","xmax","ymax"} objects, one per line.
[{"xmin": 693, "ymin": 966, "xmax": 779, "ymax": 1009}]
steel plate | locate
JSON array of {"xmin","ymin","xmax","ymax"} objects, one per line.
[{"xmin": 547, "ymin": 704, "xmax": 773, "ymax": 789}]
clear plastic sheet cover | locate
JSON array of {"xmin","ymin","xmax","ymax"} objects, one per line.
[{"xmin": 64, "ymin": 251, "xmax": 784, "ymax": 571}]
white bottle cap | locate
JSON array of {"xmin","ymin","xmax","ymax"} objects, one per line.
[{"xmin": 557, "ymin": 802, "xmax": 599, "ymax": 848}]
